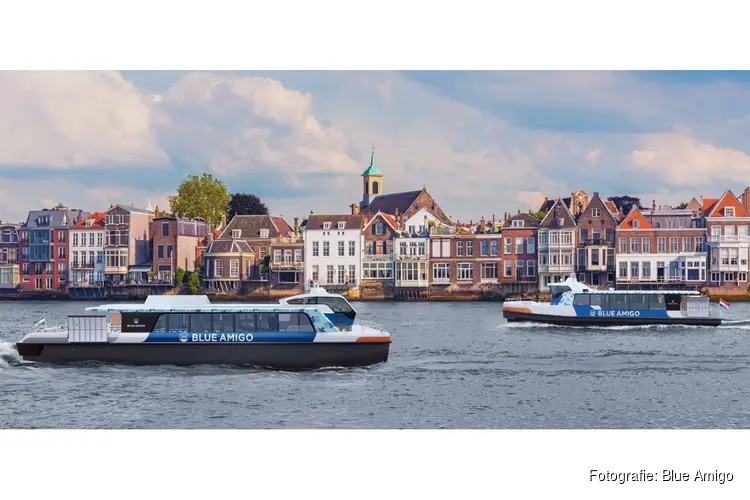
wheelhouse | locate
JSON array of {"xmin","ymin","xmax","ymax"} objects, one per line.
[{"xmin": 282, "ymin": 294, "xmax": 356, "ymax": 326}]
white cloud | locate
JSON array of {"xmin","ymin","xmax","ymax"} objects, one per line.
[
  {"xmin": 0, "ymin": 71, "xmax": 168, "ymax": 168},
  {"xmin": 629, "ymin": 133, "xmax": 750, "ymax": 186}
]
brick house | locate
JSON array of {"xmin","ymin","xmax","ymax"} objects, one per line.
[
  {"xmin": 575, "ymin": 192, "xmax": 618, "ymax": 288},
  {"xmin": 499, "ymin": 212, "xmax": 539, "ymax": 293},
  {"xmin": 151, "ymin": 207, "xmax": 211, "ymax": 283},
  {"xmin": 361, "ymin": 211, "xmax": 399, "ymax": 282},
  {"xmin": 704, "ymin": 190, "xmax": 750, "ymax": 288},
  {"xmin": 269, "ymin": 220, "xmax": 304, "ymax": 287},
  {"xmin": 0, "ymin": 222, "xmax": 20, "ymax": 291},
  {"xmin": 202, "ymin": 239, "xmax": 255, "ymax": 292},
  {"xmin": 538, "ymin": 198, "xmax": 577, "ymax": 290},
  {"xmin": 103, "ymin": 204, "xmax": 155, "ymax": 283},
  {"xmin": 19, "ymin": 204, "xmax": 88, "ymax": 291},
  {"xmin": 615, "ymin": 205, "xmax": 707, "ymax": 290}
]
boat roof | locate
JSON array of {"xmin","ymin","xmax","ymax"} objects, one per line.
[
  {"xmin": 279, "ymin": 286, "xmax": 349, "ymax": 302},
  {"xmin": 85, "ymin": 303, "xmax": 335, "ymax": 314},
  {"xmin": 551, "ymin": 273, "xmax": 700, "ymax": 295}
]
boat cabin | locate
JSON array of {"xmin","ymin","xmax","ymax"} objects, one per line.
[{"xmin": 117, "ymin": 311, "xmax": 318, "ymax": 334}]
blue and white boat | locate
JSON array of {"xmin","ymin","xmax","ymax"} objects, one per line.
[
  {"xmin": 15, "ymin": 295, "xmax": 390, "ymax": 369},
  {"xmin": 279, "ymin": 284, "xmax": 357, "ymax": 328},
  {"xmin": 503, "ymin": 273, "xmax": 722, "ymax": 327}
]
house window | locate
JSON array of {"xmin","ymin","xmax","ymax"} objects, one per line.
[
  {"xmin": 230, "ymin": 259, "xmax": 240, "ymax": 278},
  {"xmin": 338, "ymin": 221, "xmax": 346, "ymax": 230},
  {"xmin": 630, "ymin": 262, "xmax": 639, "ymax": 278},
  {"xmin": 260, "ymin": 229, "xmax": 270, "ymax": 238},
  {"xmin": 338, "ymin": 241, "xmax": 345, "ymax": 257},
  {"xmin": 512, "ymin": 220, "xmax": 524, "ymax": 228},
  {"xmin": 642, "ymin": 261, "xmax": 651, "ymax": 280},
  {"xmin": 504, "ymin": 260, "xmax": 513, "ymax": 277},
  {"xmin": 374, "ymin": 223, "xmax": 384, "ymax": 235},
  {"xmin": 97, "ymin": 233, "xmax": 102, "ymax": 246},
  {"xmin": 348, "ymin": 240, "xmax": 355, "ymax": 256},
  {"xmin": 619, "ymin": 261, "xmax": 628, "ymax": 279},
  {"xmin": 642, "ymin": 237, "xmax": 651, "ymax": 253},
  {"xmin": 274, "ymin": 249, "xmax": 282, "ymax": 262},
  {"xmin": 527, "ymin": 260, "xmax": 535, "ymax": 277},
  {"xmin": 669, "ymin": 237, "xmax": 679, "ymax": 253},
  {"xmin": 284, "ymin": 249, "xmax": 293, "ymax": 263},
  {"xmin": 682, "ymin": 237, "xmax": 691, "ymax": 253},
  {"xmin": 214, "ymin": 259, "xmax": 224, "ymax": 278},
  {"xmin": 481, "ymin": 262, "xmax": 498, "ymax": 280},
  {"xmin": 618, "ymin": 237, "xmax": 627, "ymax": 253},
  {"xmin": 457, "ymin": 241, "xmax": 464, "ymax": 257},
  {"xmin": 323, "ymin": 241, "xmax": 330, "ymax": 257},
  {"xmin": 504, "ymin": 237, "xmax": 512, "ymax": 254},
  {"xmin": 711, "ymin": 272, "xmax": 720, "ymax": 282},
  {"xmin": 480, "ymin": 240, "xmax": 489, "ymax": 256},
  {"xmin": 491, "ymin": 239, "xmax": 499, "ymax": 256},
  {"xmin": 167, "ymin": 245, "xmax": 173, "ymax": 259},
  {"xmin": 591, "ymin": 248, "xmax": 600, "ymax": 266},
  {"xmin": 326, "ymin": 265, "xmax": 334, "ymax": 284},
  {"xmin": 162, "ymin": 223, "xmax": 170, "ymax": 237},
  {"xmin": 466, "ymin": 241, "xmax": 474, "ymax": 257},
  {"xmin": 561, "ymin": 232, "xmax": 572, "ymax": 245},
  {"xmin": 338, "ymin": 265, "xmax": 345, "ymax": 284},
  {"xmin": 348, "ymin": 265, "xmax": 356, "ymax": 283},
  {"xmin": 158, "ymin": 245, "xmax": 164, "ymax": 259},
  {"xmin": 433, "ymin": 263, "xmax": 450, "ymax": 282},
  {"xmin": 295, "ymin": 249, "xmax": 303, "ymax": 262},
  {"xmin": 312, "ymin": 265, "xmax": 319, "ymax": 282},
  {"xmin": 592, "ymin": 208, "xmax": 601, "ymax": 217},
  {"xmin": 657, "ymin": 237, "xmax": 666, "ymax": 253},
  {"xmin": 312, "ymin": 241, "xmax": 319, "ymax": 256},
  {"xmin": 632, "ymin": 220, "xmax": 640, "ymax": 228},
  {"xmin": 578, "ymin": 248, "xmax": 586, "ymax": 267},
  {"xmin": 73, "ymin": 233, "xmax": 79, "ymax": 246},
  {"xmin": 232, "ymin": 229, "xmax": 241, "ymax": 238},
  {"xmin": 515, "ymin": 237, "xmax": 524, "ymax": 254},
  {"xmin": 323, "ymin": 222, "xmax": 332, "ymax": 230},
  {"xmin": 725, "ymin": 207, "xmax": 735, "ymax": 217},
  {"xmin": 89, "ymin": 233, "xmax": 95, "ymax": 246},
  {"xmin": 539, "ymin": 232, "xmax": 548, "ymax": 245},
  {"xmin": 711, "ymin": 226, "xmax": 721, "ymax": 237},
  {"xmin": 516, "ymin": 260, "xmax": 524, "ymax": 278},
  {"xmin": 630, "ymin": 237, "xmax": 639, "ymax": 253},
  {"xmin": 457, "ymin": 262, "xmax": 474, "ymax": 281}
]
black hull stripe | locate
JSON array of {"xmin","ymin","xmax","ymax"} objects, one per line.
[
  {"xmin": 15, "ymin": 342, "xmax": 390, "ymax": 370},
  {"xmin": 503, "ymin": 311, "xmax": 722, "ymax": 327}
]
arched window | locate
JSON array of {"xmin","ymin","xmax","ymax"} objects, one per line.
[
  {"xmin": 373, "ymin": 181, "xmax": 380, "ymax": 194},
  {"xmin": 364, "ymin": 179, "xmax": 369, "ymax": 195}
]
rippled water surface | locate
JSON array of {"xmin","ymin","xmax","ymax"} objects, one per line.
[{"xmin": 2, "ymin": 300, "xmax": 750, "ymax": 428}]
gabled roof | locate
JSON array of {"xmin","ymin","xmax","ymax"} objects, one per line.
[
  {"xmin": 25, "ymin": 208, "xmax": 89, "ymax": 228},
  {"xmin": 704, "ymin": 190, "xmax": 749, "ymax": 218},
  {"xmin": 617, "ymin": 206, "xmax": 653, "ymax": 230},
  {"xmin": 206, "ymin": 239, "xmax": 255, "ymax": 254},
  {"xmin": 365, "ymin": 190, "xmax": 422, "ymax": 215},
  {"xmin": 702, "ymin": 197, "xmax": 719, "ymax": 214},
  {"xmin": 604, "ymin": 201, "xmax": 619, "ymax": 217},
  {"xmin": 539, "ymin": 197, "xmax": 572, "ymax": 213},
  {"xmin": 687, "ymin": 197, "xmax": 701, "ymax": 211},
  {"xmin": 106, "ymin": 204, "xmax": 154, "ymax": 215},
  {"xmin": 539, "ymin": 198, "xmax": 577, "ymax": 228},
  {"xmin": 72, "ymin": 212, "xmax": 106, "ymax": 229},
  {"xmin": 218, "ymin": 215, "xmax": 293, "ymax": 239},
  {"xmin": 363, "ymin": 211, "xmax": 400, "ymax": 232},
  {"xmin": 580, "ymin": 192, "xmax": 619, "ymax": 224},
  {"xmin": 362, "ymin": 149, "xmax": 383, "ymax": 176},
  {"xmin": 306, "ymin": 214, "xmax": 364, "ymax": 231},
  {"xmin": 504, "ymin": 212, "xmax": 541, "ymax": 228}
]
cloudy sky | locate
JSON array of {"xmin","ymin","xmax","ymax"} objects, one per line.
[{"xmin": 2, "ymin": 70, "xmax": 750, "ymax": 223}]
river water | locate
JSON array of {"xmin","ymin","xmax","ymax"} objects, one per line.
[{"xmin": 1, "ymin": 300, "xmax": 749, "ymax": 429}]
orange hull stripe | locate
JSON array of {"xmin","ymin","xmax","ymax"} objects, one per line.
[
  {"xmin": 504, "ymin": 306, "xmax": 532, "ymax": 314},
  {"xmin": 356, "ymin": 336, "xmax": 391, "ymax": 343}
]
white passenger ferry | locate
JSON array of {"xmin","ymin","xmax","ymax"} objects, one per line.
[
  {"xmin": 15, "ymin": 295, "xmax": 390, "ymax": 369},
  {"xmin": 503, "ymin": 273, "xmax": 722, "ymax": 327}
]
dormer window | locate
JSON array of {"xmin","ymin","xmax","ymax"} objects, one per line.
[
  {"xmin": 337, "ymin": 221, "xmax": 346, "ymax": 230},
  {"xmin": 323, "ymin": 222, "xmax": 332, "ymax": 230},
  {"xmin": 512, "ymin": 220, "xmax": 524, "ymax": 228},
  {"xmin": 259, "ymin": 229, "xmax": 269, "ymax": 238},
  {"xmin": 232, "ymin": 229, "xmax": 242, "ymax": 239},
  {"xmin": 85, "ymin": 219, "xmax": 93, "ymax": 227},
  {"xmin": 725, "ymin": 207, "xmax": 736, "ymax": 217},
  {"xmin": 632, "ymin": 220, "xmax": 640, "ymax": 228}
]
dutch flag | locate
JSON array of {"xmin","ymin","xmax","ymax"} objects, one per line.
[{"xmin": 720, "ymin": 298, "xmax": 731, "ymax": 309}]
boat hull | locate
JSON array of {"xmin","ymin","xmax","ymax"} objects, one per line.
[
  {"xmin": 15, "ymin": 341, "xmax": 390, "ymax": 370},
  {"xmin": 503, "ymin": 309, "xmax": 722, "ymax": 327}
]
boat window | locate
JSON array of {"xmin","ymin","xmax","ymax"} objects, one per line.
[
  {"xmin": 316, "ymin": 297, "xmax": 352, "ymax": 314},
  {"xmin": 190, "ymin": 314, "xmax": 212, "ymax": 333},
  {"xmin": 629, "ymin": 294, "xmax": 648, "ymax": 310},
  {"xmin": 649, "ymin": 294, "xmax": 666, "ymax": 310},
  {"xmin": 278, "ymin": 313, "xmax": 315, "ymax": 333},
  {"xmin": 213, "ymin": 314, "xmax": 234, "ymax": 332},
  {"xmin": 235, "ymin": 313, "xmax": 256, "ymax": 331},
  {"xmin": 573, "ymin": 294, "xmax": 590, "ymax": 306},
  {"xmin": 589, "ymin": 294, "xmax": 606, "ymax": 308},
  {"xmin": 257, "ymin": 313, "xmax": 279, "ymax": 332},
  {"xmin": 610, "ymin": 294, "xmax": 629, "ymax": 310},
  {"xmin": 168, "ymin": 314, "xmax": 190, "ymax": 332}
]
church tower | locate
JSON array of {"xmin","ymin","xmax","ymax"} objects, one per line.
[{"xmin": 361, "ymin": 146, "xmax": 383, "ymax": 208}]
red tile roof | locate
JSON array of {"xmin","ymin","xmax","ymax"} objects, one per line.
[
  {"xmin": 702, "ymin": 198, "xmax": 718, "ymax": 214},
  {"xmin": 72, "ymin": 211, "xmax": 105, "ymax": 228}
]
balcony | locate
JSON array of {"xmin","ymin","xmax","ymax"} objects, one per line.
[
  {"xmin": 708, "ymin": 235, "xmax": 750, "ymax": 243},
  {"xmin": 395, "ymin": 253, "xmax": 428, "ymax": 261},
  {"xmin": 270, "ymin": 261, "xmax": 303, "ymax": 270},
  {"xmin": 538, "ymin": 242, "xmax": 575, "ymax": 250},
  {"xmin": 616, "ymin": 276, "xmax": 701, "ymax": 284},
  {"xmin": 363, "ymin": 253, "xmax": 394, "ymax": 262},
  {"xmin": 105, "ymin": 266, "xmax": 128, "ymax": 275},
  {"xmin": 395, "ymin": 279, "xmax": 429, "ymax": 287},
  {"xmin": 72, "ymin": 262, "xmax": 95, "ymax": 270},
  {"xmin": 538, "ymin": 264, "xmax": 575, "ymax": 273},
  {"xmin": 579, "ymin": 239, "xmax": 613, "ymax": 247}
]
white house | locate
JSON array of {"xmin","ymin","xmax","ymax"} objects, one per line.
[
  {"xmin": 403, "ymin": 207, "xmax": 446, "ymax": 236},
  {"xmin": 303, "ymin": 214, "xmax": 365, "ymax": 289},
  {"xmin": 69, "ymin": 212, "xmax": 106, "ymax": 286}
]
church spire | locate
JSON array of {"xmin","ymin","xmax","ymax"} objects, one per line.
[{"xmin": 362, "ymin": 145, "xmax": 383, "ymax": 176}]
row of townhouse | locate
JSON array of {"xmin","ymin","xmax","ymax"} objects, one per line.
[{"xmin": 1, "ymin": 203, "xmax": 212, "ymax": 291}]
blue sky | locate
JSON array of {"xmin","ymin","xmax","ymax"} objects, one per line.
[{"xmin": 2, "ymin": 70, "xmax": 750, "ymax": 223}]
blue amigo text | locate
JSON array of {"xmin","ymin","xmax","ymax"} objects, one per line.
[
  {"xmin": 592, "ymin": 310, "xmax": 641, "ymax": 317},
  {"xmin": 191, "ymin": 333, "xmax": 254, "ymax": 342}
]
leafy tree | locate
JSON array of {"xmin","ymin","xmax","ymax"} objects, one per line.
[
  {"xmin": 188, "ymin": 273, "xmax": 201, "ymax": 294},
  {"xmin": 607, "ymin": 195, "xmax": 642, "ymax": 215},
  {"xmin": 175, "ymin": 267, "xmax": 186, "ymax": 286},
  {"xmin": 168, "ymin": 173, "xmax": 232, "ymax": 228},
  {"xmin": 676, "ymin": 202, "xmax": 689, "ymax": 209},
  {"xmin": 528, "ymin": 211, "xmax": 546, "ymax": 220},
  {"xmin": 228, "ymin": 193, "xmax": 269, "ymax": 219}
]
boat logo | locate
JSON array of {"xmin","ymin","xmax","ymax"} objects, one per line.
[
  {"xmin": 179, "ymin": 333, "xmax": 189, "ymax": 343},
  {"xmin": 589, "ymin": 310, "xmax": 596, "ymax": 317},
  {"xmin": 133, "ymin": 318, "xmax": 139, "ymax": 324}
]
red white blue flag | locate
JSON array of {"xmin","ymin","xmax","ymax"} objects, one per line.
[{"xmin": 720, "ymin": 298, "xmax": 731, "ymax": 309}]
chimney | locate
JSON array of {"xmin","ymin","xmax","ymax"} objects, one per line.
[
  {"xmin": 294, "ymin": 217, "xmax": 299, "ymax": 238},
  {"xmin": 154, "ymin": 206, "xmax": 160, "ymax": 218},
  {"xmin": 395, "ymin": 207, "xmax": 399, "ymax": 217},
  {"xmin": 517, "ymin": 209, "xmax": 521, "ymax": 215},
  {"xmin": 652, "ymin": 200, "xmax": 656, "ymax": 211},
  {"xmin": 351, "ymin": 203, "xmax": 360, "ymax": 216},
  {"xmin": 593, "ymin": 192, "xmax": 599, "ymax": 197}
]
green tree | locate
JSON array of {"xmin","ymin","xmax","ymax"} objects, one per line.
[
  {"xmin": 228, "ymin": 193, "xmax": 269, "ymax": 219},
  {"xmin": 168, "ymin": 173, "xmax": 232, "ymax": 228},
  {"xmin": 188, "ymin": 273, "xmax": 201, "ymax": 294},
  {"xmin": 175, "ymin": 267, "xmax": 186, "ymax": 286},
  {"xmin": 529, "ymin": 211, "xmax": 546, "ymax": 220},
  {"xmin": 676, "ymin": 202, "xmax": 689, "ymax": 209}
]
